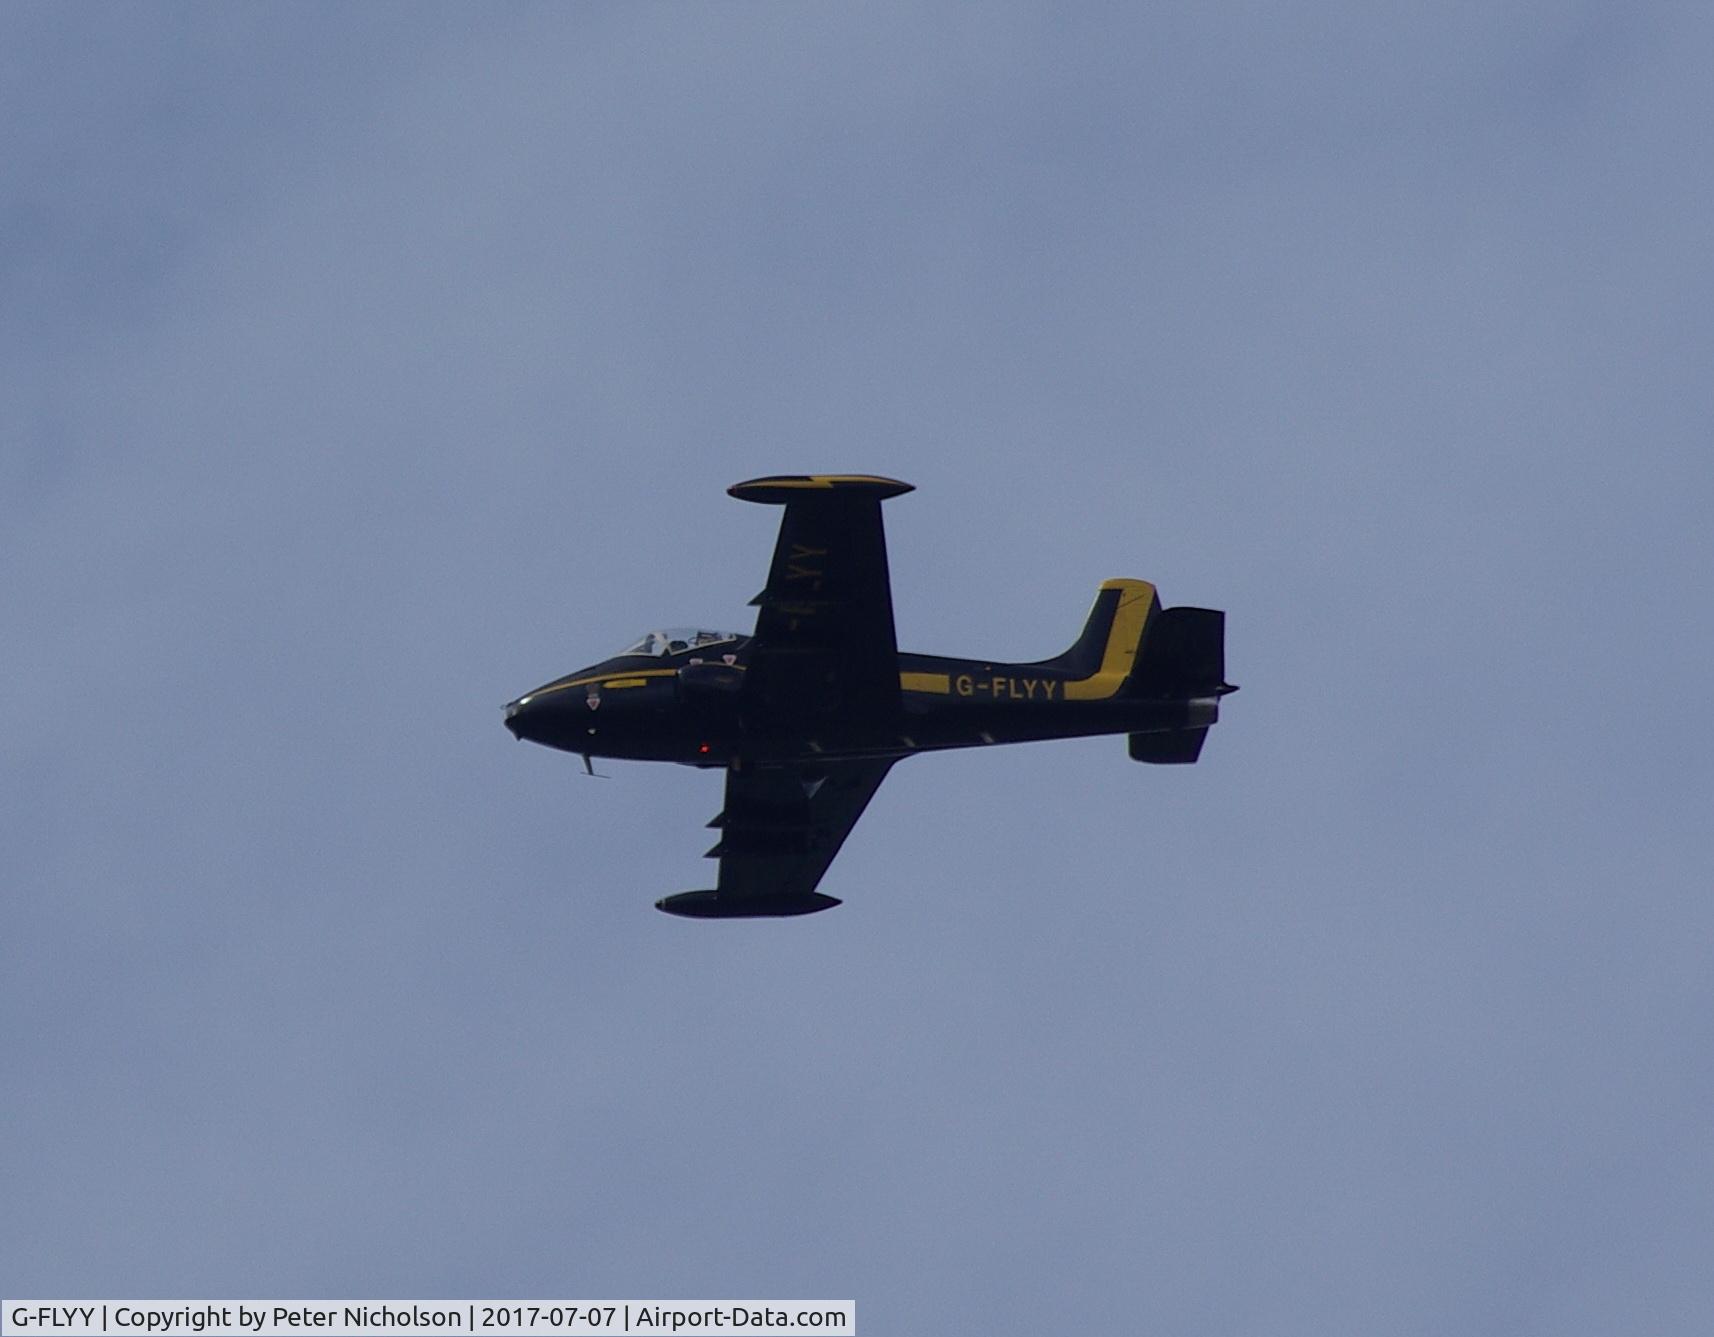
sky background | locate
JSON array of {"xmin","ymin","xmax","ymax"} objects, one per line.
[{"xmin": 5, "ymin": 4, "xmax": 1712, "ymax": 1333}]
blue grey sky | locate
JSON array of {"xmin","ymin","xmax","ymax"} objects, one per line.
[{"xmin": 5, "ymin": 4, "xmax": 1712, "ymax": 1332}]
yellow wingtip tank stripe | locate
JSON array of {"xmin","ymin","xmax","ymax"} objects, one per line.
[
  {"xmin": 745, "ymin": 474, "xmax": 905, "ymax": 489},
  {"xmin": 728, "ymin": 475, "xmax": 914, "ymax": 503},
  {"xmin": 1063, "ymin": 579, "xmax": 1157, "ymax": 700}
]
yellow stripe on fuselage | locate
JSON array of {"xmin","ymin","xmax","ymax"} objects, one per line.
[
  {"xmin": 900, "ymin": 671, "xmax": 952, "ymax": 694},
  {"xmin": 1062, "ymin": 579, "xmax": 1156, "ymax": 701},
  {"xmin": 529, "ymin": 667, "xmax": 681, "ymax": 698}
]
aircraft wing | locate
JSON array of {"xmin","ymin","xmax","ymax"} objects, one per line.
[
  {"xmin": 729, "ymin": 475, "xmax": 913, "ymax": 721},
  {"xmin": 657, "ymin": 759, "xmax": 896, "ymax": 917}
]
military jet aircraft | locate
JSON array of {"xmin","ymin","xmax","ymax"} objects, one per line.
[{"xmin": 504, "ymin": 475, "xmax": 1235, "ymax": 918}]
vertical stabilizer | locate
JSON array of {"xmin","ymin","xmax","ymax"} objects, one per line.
[{"xmin": 1046, "ymin": 579, "xmax": 1160, "ymax": 684}]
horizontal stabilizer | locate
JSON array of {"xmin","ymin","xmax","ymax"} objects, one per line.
[
  {"xmin": 1129, "ymin": 728, "xmax": 1209, "ymax": 764},
  {"xmin": 655, "ymin": 889, "xmax": 842, "ymax": 918},
  {"xmin": 1133, "ymin": 606, "xmax": 1226, "ymax": 695}
]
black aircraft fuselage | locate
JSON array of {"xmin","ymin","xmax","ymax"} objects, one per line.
[
  {"xmin": 503, "ymin": 613, "xmax": 1225, "ymax": 767},
  {"xmin": 504, "ymin": 475, "xmax": 1235, "ymax": 918}
]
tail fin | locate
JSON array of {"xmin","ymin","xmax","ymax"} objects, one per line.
[
  {"xmin": 1045, "ymin": 580, "xmax": 1233, "ymax": 714},
  {"xmin": 1044, "ymin": 579, "xmax": 1160, "ymax": 681}
]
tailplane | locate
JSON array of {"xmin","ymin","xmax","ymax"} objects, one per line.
[
  {"xmin": 1129, "ymin": 728, "xmax": 1209, "ymax": 764},
  {"xmin": 1120, "ymin": 601, "xmax": 1234, "ymax": 766},
  {"xmin": 1128, "ymin": 606, "xmax": 1227, "ymax": 697}
]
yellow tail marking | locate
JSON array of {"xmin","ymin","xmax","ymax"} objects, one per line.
[{"xmin": 1063, "ymin": 579, "xmax": 1156, "ymax": 701}]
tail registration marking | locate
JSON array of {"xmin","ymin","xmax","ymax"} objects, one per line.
[
  {"xmin": 785, "ymin": 543, "xmax": 828, "ymax": 586},
  {"xmin": 955, "ymin": 674, "xmax": 1059, "ymax": 701}
]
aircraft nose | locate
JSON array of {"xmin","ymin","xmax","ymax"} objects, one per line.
[
  {"xmin": 505, "ymin": 681, "xmax": 594, "ymax": 746},
  {"xmin": 503, "ymin": 694, "xmax": 535, "ymax": 739}
]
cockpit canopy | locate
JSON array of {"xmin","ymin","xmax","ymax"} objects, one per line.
[{"xmin": 619, "ymin": 627, "xmax": 742, "ymax": 658}]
